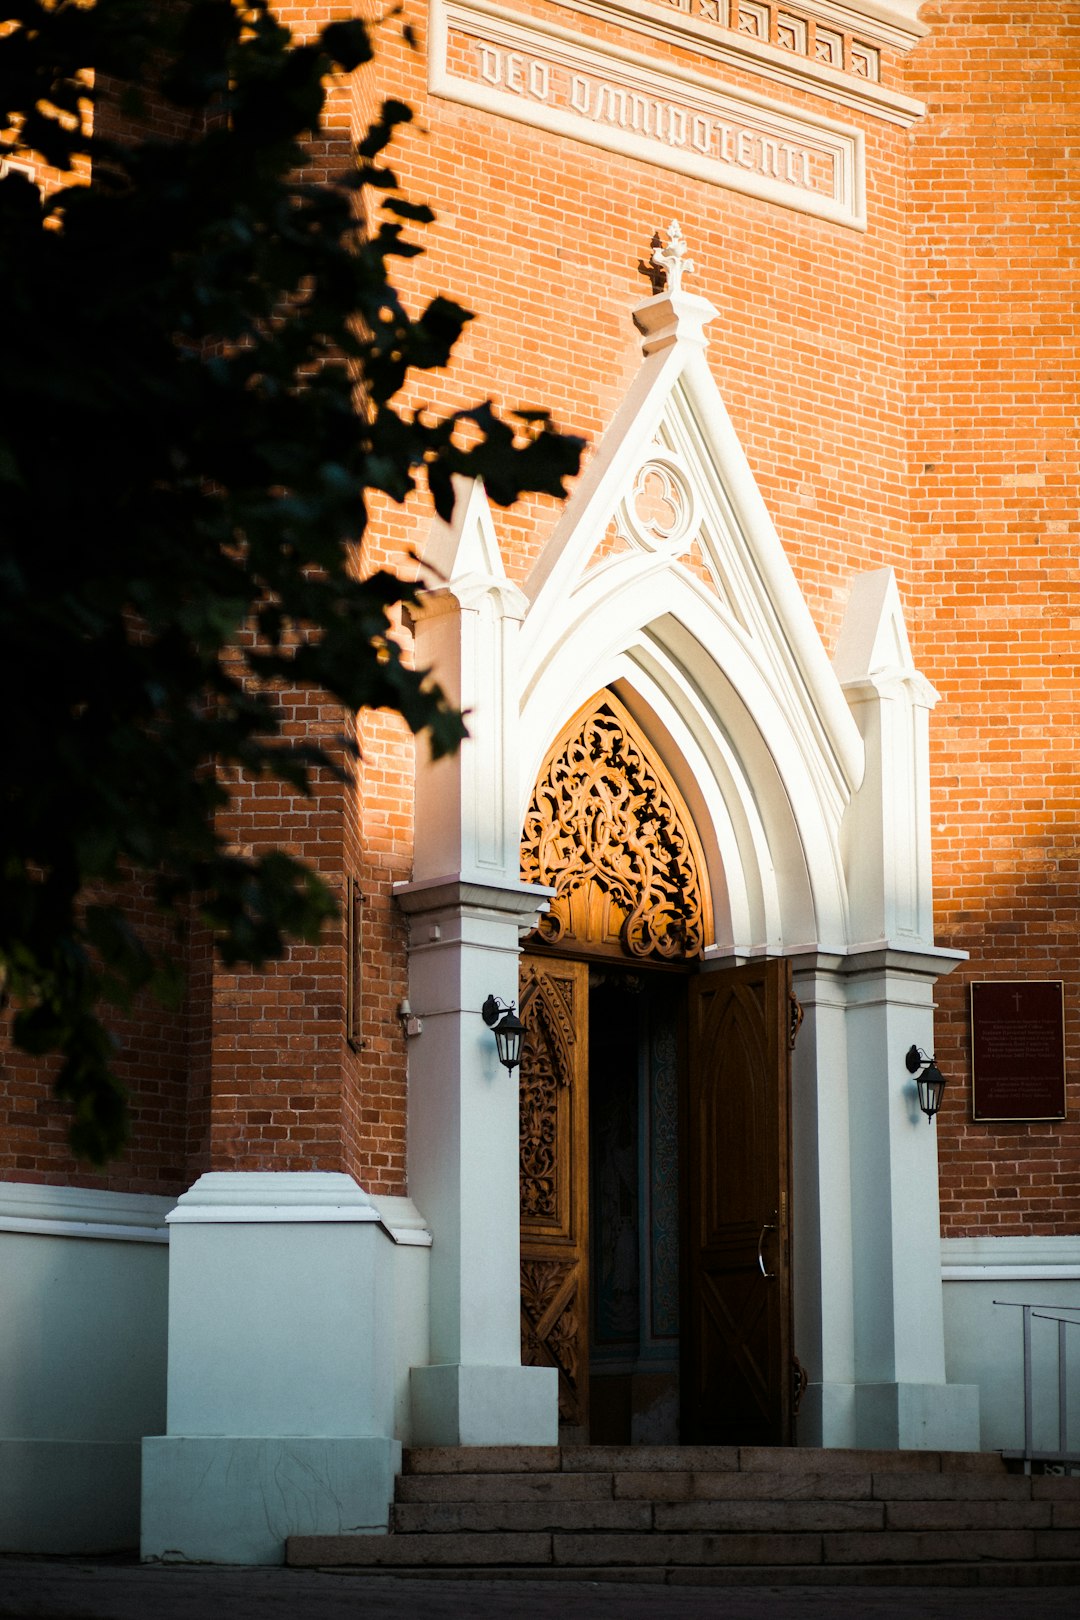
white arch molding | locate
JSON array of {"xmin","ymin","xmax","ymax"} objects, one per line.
[{"xmin": 398, "ymin": 278, "xmax": 979, "ymax": 1454}]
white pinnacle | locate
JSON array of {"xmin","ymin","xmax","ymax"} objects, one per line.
[{"xmin": 651, "ymin": 220, "xmax": 695, "ymax": 293}]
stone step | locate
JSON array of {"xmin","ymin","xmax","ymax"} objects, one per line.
[
  {"xmin": 288, "ymin": 1525, "xmax": 1080, "ymax": 1570},
  {"xmin": 401, "ymin": 1443, "xmax": 1009, "ymax": 1477},
  {"xmin": 391, "ymin": 1498, "xmax": 885, "ymax": 1534},
  {"xmin": 397, "ymin": 1466, "xmax": 1061, "ymax": 1505},
  {"xmin": 289, "ymin": 1449, "xmax": 1080, "ymax": 1584},
  {"xmin": 286, "ymin": 1560, "xmax": 1080, "ymax": 1588},
  {"xmin": 392, "ymin": 1500, "xmax": 655, "ymax": 1534},
  {"xmin": 392, "ymin": 1489, "xmax": 1079, "ymax": 1527},
  {"xmin": 396, "ymin": 1471, "xmax": 618, "ymax": 1503}
]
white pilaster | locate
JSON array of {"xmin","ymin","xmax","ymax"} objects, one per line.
[
  {"xmin": 835, "ymin": 567, "xmax": 938, "ymax": 951},
  {"xmin": 413, "ymin": 477, "xmax": 529, "ymax": 887},
  {"xmin": 844, "ymin": 948, "xmax": 979, "ymax": 1450},
  {"xmin": 396, "ymin": 878, "xmax": 558, "ymax": 1444},
  {"xmin": 404, "ymin": 481, "xmax": 558, "ymax": 1444}
]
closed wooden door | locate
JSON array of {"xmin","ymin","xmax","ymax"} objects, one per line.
[
  {"xmin": 518, "ymin": 954, "xmax": 590, "ymax": 1436},
  {"xmin": 683, "ymin": 959, "xmax": 793, "ymax": 1445}
]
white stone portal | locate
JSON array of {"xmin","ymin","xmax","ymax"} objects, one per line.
[{"xmin": 407, "ymin": 276, "xmax": 978, "ymax": 1453}]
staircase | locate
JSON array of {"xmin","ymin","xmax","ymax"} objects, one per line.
[{"xmin": 287, "ymin": 1445, "xmax": 1080, "ymax": 1586}]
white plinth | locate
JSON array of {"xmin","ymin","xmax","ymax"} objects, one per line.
[
  {"xmin": 855, "ymin": 1380, "xmax": 981, "ymax": 1452},
  {"xmin": 141, "ymin": 1435, "xmax": 400, "ymax": 1564},
  {"xmin": 410, "ymin": 1362, "xmax": 559, "ymax": 1446},
  {"xmin": 149, "ymin": 1172, "xmax": 406, "ymax": 1563},
  {"xmin": 797, "ymin": 1381, "xmax": 857, "ymax": 1449}
]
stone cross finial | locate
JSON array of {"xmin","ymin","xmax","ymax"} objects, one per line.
[{"xmin": 651, "ymin": 220, "xmax": 695, "ymax": 293}]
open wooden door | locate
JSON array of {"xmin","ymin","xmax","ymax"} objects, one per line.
[
  {"xmin": 518, "ymin": 954, "xmax": 590, "ymax": 1437},
  {"xmin": 683, "ymin": 959, "xmax": 793, "ymax": 1445}
]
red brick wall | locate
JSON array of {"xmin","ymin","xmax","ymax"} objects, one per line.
[
  {"xmin": 0, "ymin": 868, "xmax": 191, "ymax": 1196},
  {"xmin": 0, "ymin": 51, "xmax": 198, "ymax": 1196},
  {"xmin": 368, "ymin": 0, "xmax": 918, "ymax": 643},
  {"xmin": 364, "ymin": 0, "xmax": 1079, "ymax": 1235},
  {"xmin": 904, "ymin": 1, "xmax": 1080, "ymax": 1234},
  {"xmin": 4, "ymin": 3, "xmax": 1077, "ymax": 1236}
]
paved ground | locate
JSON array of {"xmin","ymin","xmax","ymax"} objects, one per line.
[{"xmin": 3, "ymin": 1561, "xmax": 1080, "ymax": 1620}]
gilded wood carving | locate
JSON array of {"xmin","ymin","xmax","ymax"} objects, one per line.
[
  {"xmin": 518, "ymin": 1003, "xmax": 562, "ymax": 1223},
  {"xmin": 518, "ymin": 955, "xmax": 590, "ymax": 1431},
  {"xmin": 520, "ymin": 692, "xmax": 710, "ymax": 959}
]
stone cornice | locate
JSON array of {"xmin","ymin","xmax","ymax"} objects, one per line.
[
  {"xmin": 809, "ymin": 0, "xmax": 929, "ymax": 52},
  {"xmin": 545, "ymin": 0, "xmax": 927, "ymax": 126},
  {"xmin": 942, "ymin": 1235, "xmax": 1080, "ymax": 1282},
  {"xmin": 0, "ymin": 1179, "xmax": 174, "ymax": 1243},
  {"xmin": 711, "ymin": 944, "xmax": 968, "ymax": 978},
  {"xmin": 394, "ymin": 873, "xmax": 556, "ymax": 923}
]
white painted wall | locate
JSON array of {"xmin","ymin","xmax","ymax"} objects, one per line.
[
  {"xmin": 943, "ymin": 1237, "xmax": 1080, "ymax": 1457},
  {"xmin": 0, "ymin": 1182, "xmax": 172, "ymax": 1553}
]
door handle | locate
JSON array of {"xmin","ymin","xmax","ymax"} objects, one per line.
[{"xmin": 757, "ymin": 1221, "xmax": 778, "ymax": 1279}]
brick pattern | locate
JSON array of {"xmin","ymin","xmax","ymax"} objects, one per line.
[
  {"xmin": 0, "ymin": 879, "xmax": 190, "ymax": 1196},
  {"xmin": 904, "ymin": 2, "xmax": 1080, "ymax": 1234},
  {"xmin": 2, "ymin": 3, "xmax": 1077, "ymax": 1243}
]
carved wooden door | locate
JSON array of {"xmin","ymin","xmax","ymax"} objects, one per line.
[
  {"xmin": 683, "ymin": 959, "xmax": 793, "ymax": 1445},
  {"xmin": 518, "ymin": 953, "xmax": 590, "ymax": 1436}
]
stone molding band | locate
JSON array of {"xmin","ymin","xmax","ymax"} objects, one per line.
[{"xmin": 430, "ymin": 0, "xmax": 868, "ymax": 229}]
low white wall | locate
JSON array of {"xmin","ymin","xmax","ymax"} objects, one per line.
[
  {"xmin": 0, "ymin": 1182, "xmax": 173, "ymax": 1552},
  {"xmin": 942, "ymin": 1236, "xmax": 1080, "ymax": 1456},
  {"xmin": 0, "ymin": 1176, "xmax": 434, "ymax": 1562}
]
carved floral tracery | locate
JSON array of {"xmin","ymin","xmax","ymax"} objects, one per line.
[
  {"xmin": 520, "ymin": 693, "xmax": 711, "ymax": 960},
  {"xmin": 518, "ymin": 994, "xmax": 563, "ymax": 1222}
]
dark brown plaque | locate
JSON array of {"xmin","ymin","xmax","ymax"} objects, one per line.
[{"xmin": 970, "ymin": 981, "xmax": 1066, "ymax": 1122}]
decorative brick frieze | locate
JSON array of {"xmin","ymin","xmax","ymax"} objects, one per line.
[
  {"xmin": 540, "ymin": 0, "xmax": 924, "ymax": 124},
  {"xmin": 560, "ymin": 1, "xmax": 891, "ymax": 78}
]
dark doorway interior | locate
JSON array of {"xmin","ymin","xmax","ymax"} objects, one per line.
[{"xmin": 588, "ymin": 970, "xmax": 683, "ymax": 1444}]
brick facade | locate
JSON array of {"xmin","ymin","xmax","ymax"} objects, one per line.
[
  {"xmin": 3, "ymin": 1, "xmax": 1076, "ymax": 1238},
  {"xmin": 906, "ymin": 2, "xmax": 1080, "ymax": 1233}
]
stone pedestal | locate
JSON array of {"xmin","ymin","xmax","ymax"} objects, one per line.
[{"xmin": 141, "ymin": 1173, "xmax": 402, "ymax": 1564}]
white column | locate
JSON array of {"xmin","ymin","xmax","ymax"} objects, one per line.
[
  {"xmin": 832, "ymin": 568, "xmax": 979, "ymax": 1449},
  {"xmin": 844, "ymin": 949, "xmax": 980, "ymax": 1450},
  {"xmin": 403, "ymin": 488, "xmax": 558, "ymax": 1444},
  {"xmin": 396, "ymin": 880, "xmax": 558, "ymax": 1445}
]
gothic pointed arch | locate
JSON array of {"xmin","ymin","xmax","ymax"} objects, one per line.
[{"xmin": 520, "ymin": 689, "xmax": 713, "ymax": 960}]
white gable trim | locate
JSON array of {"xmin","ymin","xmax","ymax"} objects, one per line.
[{"xmin": 519, "ymin": 285, "xmax": 872, "ymax": 952}]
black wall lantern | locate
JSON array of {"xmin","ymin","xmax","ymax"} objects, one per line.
[
  {"xmin": 906, "ymin": 1045, "xmax": 948, "ymax": 1122},
  {"xmin": 482, "ymin": 995, "xmax": 526, "ymax": 1074}
]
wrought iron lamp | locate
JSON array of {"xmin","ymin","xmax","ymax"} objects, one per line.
[
  {"xmin": 905, "ymin": 1045, "xmax": 948, "ymax": 1122},
  {"xmin": 482, "ymin": 995, "xmax": 526, "ymax": 1074}
]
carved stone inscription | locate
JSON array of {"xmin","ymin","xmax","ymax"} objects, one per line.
[
  {"xmin": 474, "ymin": 43, "xmax": 813, "ymax": 187},
  {"xmin": 430, "ymin": 0, "xmax": 865, "ymax": 229}
]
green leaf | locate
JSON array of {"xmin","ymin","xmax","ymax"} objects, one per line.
[{"xmin": 0, "ymin": 0, "xmax": 583, "ymax": 1164}]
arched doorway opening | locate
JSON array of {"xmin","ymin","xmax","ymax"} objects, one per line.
[{"xmin": 517, "ymin": 690, "xmax": 795, "ymax": 1446}]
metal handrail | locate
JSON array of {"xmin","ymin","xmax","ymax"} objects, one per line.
[{"xmin": 994, "ymin": 1300, "xmax": 1080, "ymax": 1471}]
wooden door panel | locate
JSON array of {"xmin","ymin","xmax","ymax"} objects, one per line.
[
  {"xmin": 518, "ymin": 954, "xmax": 589, "ymax": 1432},
  {"xmin": 684, "ymin": 959, "xmax": 793, "ymax": 1445}
]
